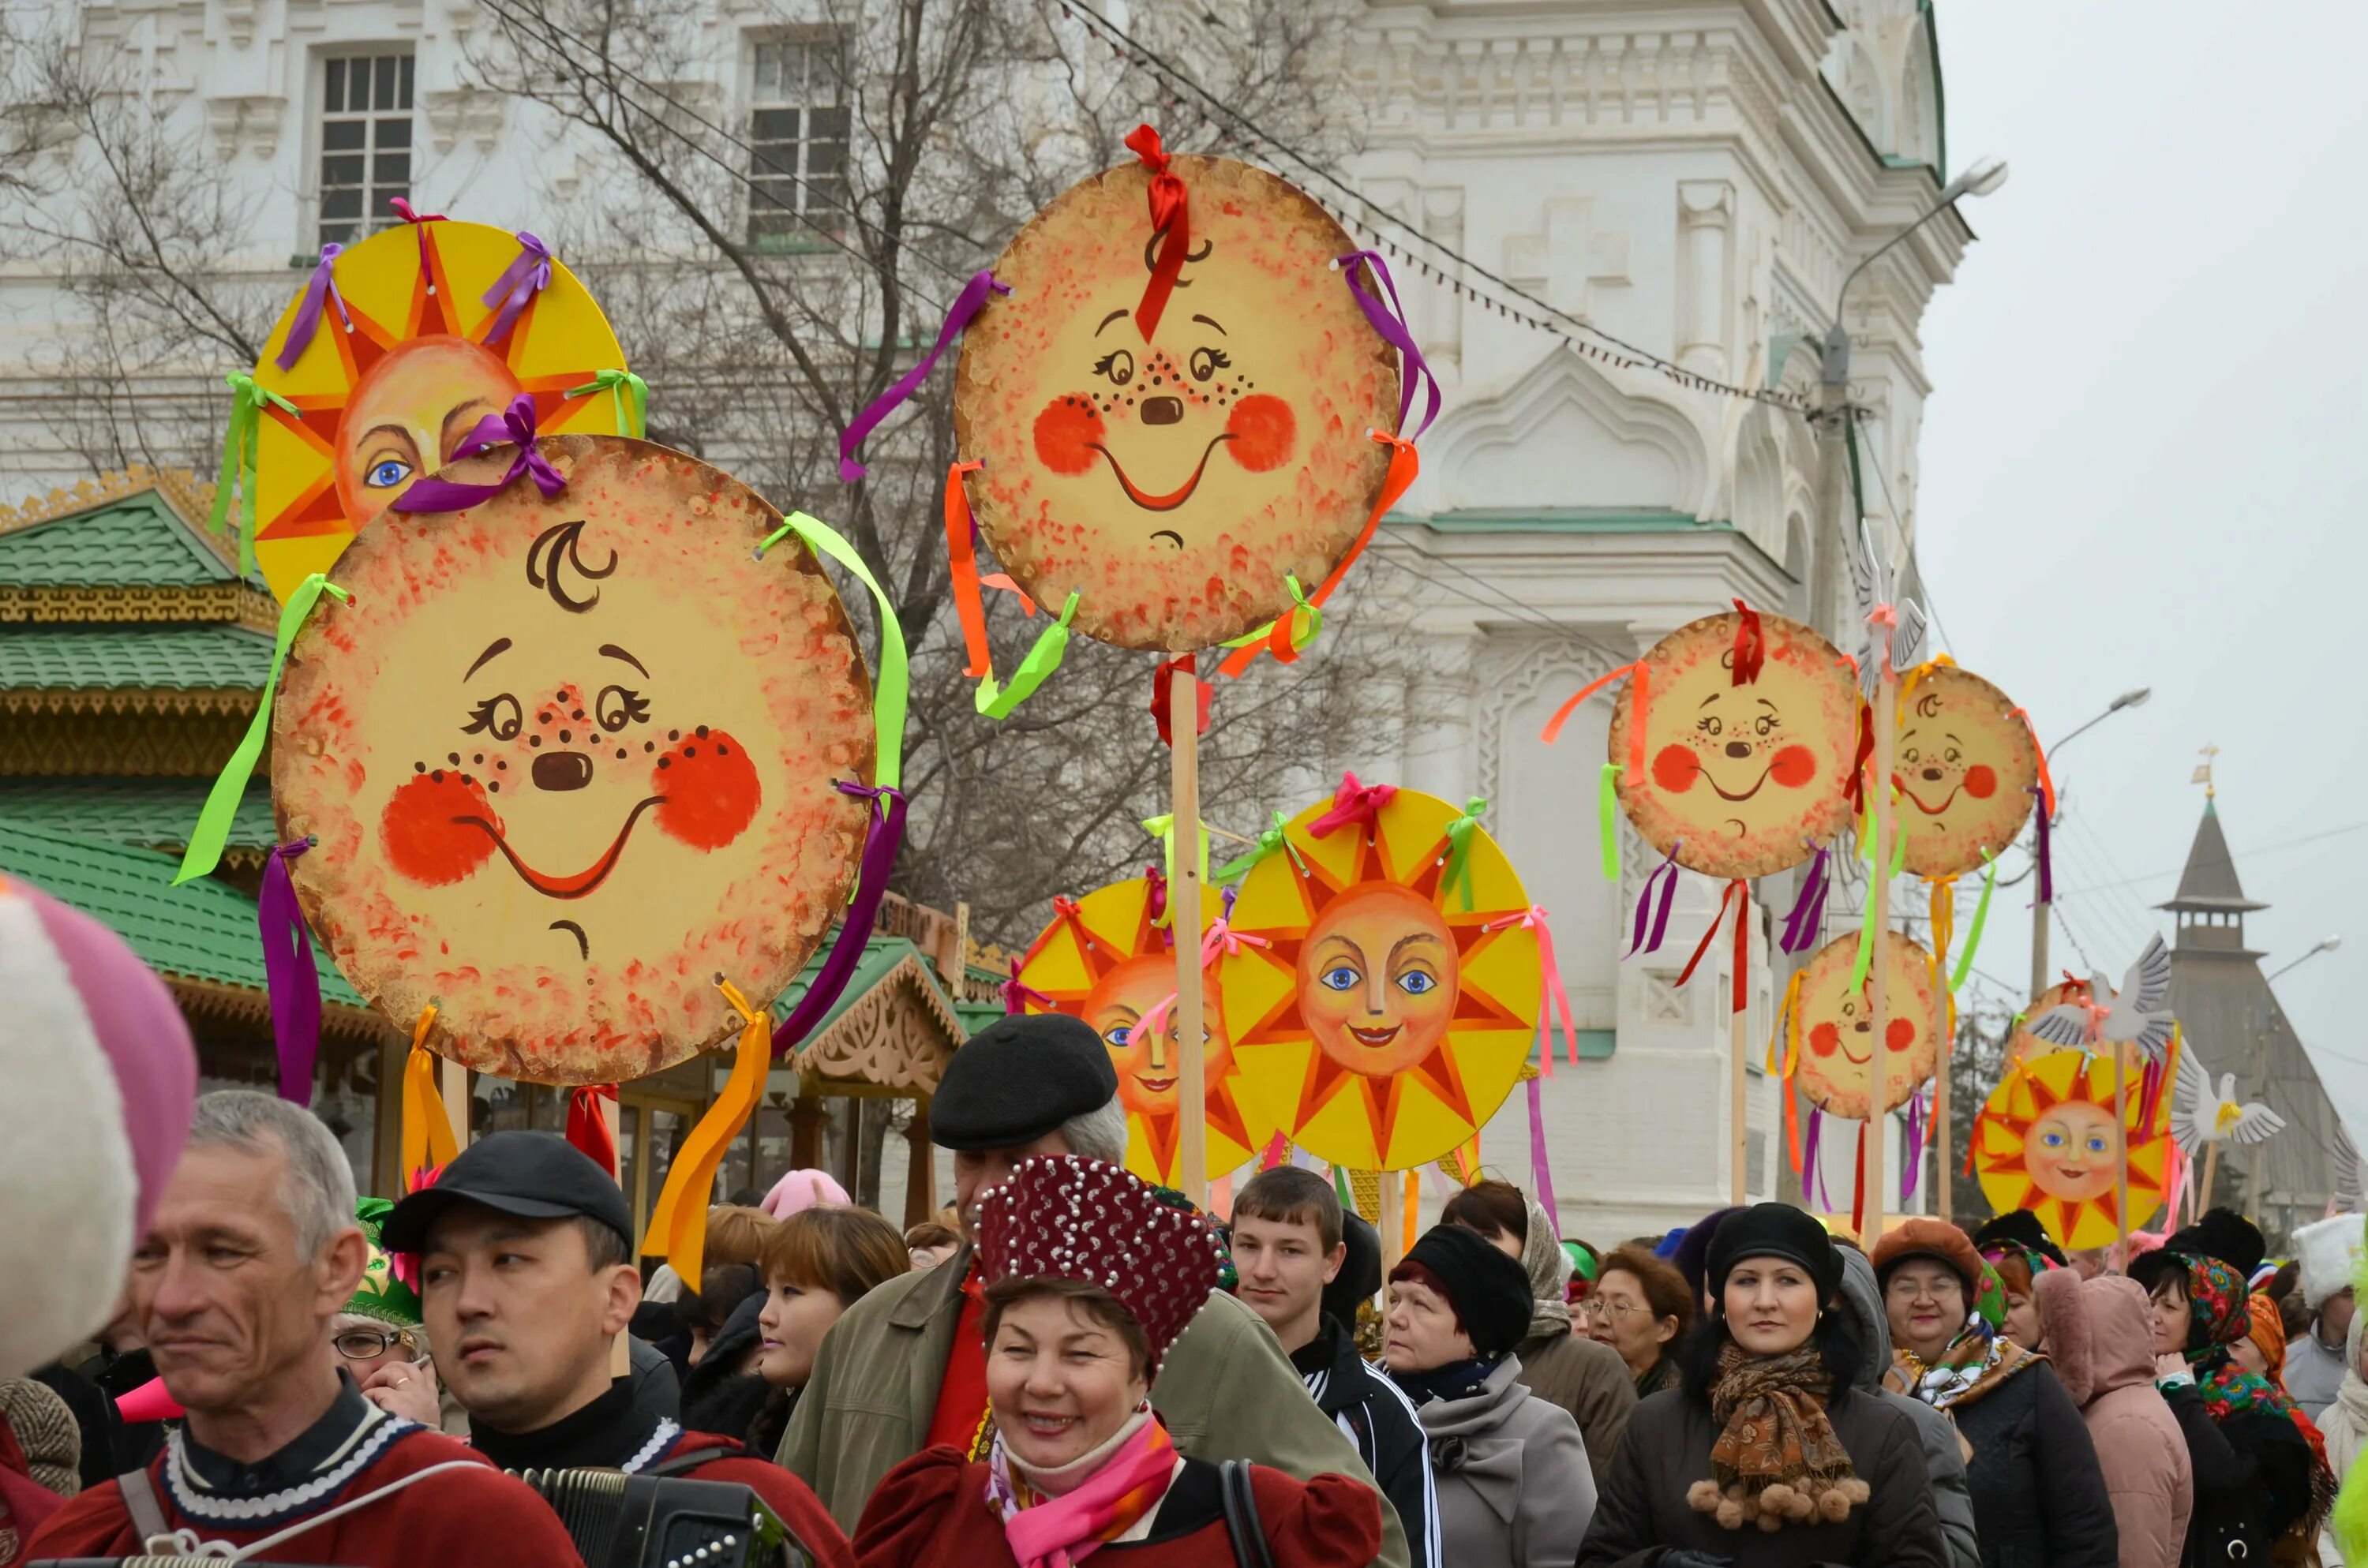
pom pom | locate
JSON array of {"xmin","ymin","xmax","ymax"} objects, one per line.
[
  {"xmin": 1757, "ymin": 1508, "xmax": 1784, "ymax": 1532},
  {"xmin": 1716, "ymin": 1499, "xmax": 1745, "ymax": 1530},
  {"xmin": 1786, "ymin": 1486, "xmax": 1818, "ymax": 1519},
  {"xmin": 1687, "ymin": 1480, "xmax": 1723, "ymax": 1514},
  {"xmin": 1759, "ymin": 1484, "xmax": 1798, "ymax": 1517},
  {"xmin": 1817, "ymin": 1484, "xmax": 1853, "ymax": 1522},
  {"xmin": 1839, "ymin": 1476, "xmax": 1871, "ymax": 1505}
]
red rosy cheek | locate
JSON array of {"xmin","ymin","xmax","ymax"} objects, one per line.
[
  {"xmin": 652, "ymin": 727, "xmax": 761, "ymax": 850},
  {"xmin": 1809, "ymin": 1022, "xmax": 1841, "ymax": 1058},
  {"xmin": 1652, "ymin": 743, "xmax": 1701, "ymax": 793},
  {"xmin": 1033, "ymin": 395, "xmax": 1103, "ymax": 476},
  {"xmin": 1770, "ymin": 744, "xmax": 1816, "ymax": 788},
  {"xmin": 1224, "ymin": 395, "xmax": 1295, "ymax": 472},
  {"xmin": 1887, "ymin": 1017, "xmax": 1917, "ymax": 1052},
  {"xmin": 383, "ymin": 773, "xmax": 500, "ymax": 886},
  {"xmin": 1963, "ymin": 764, "xmax": 1996, "ymax": 799}
]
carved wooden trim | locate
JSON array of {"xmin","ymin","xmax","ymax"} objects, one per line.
[
  {"xmin": 0, "ymin": 466, "xmax": 219, "ymax": 541},
  {"xmin": 792, "ymin": 957, "xmax": 965, "ymax": 1094},
  {"xmin": 0, "ymin": 583, "xmax": 276, "ymax": 630}
]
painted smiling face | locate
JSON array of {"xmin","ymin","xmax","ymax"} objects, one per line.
[
  {"xmin": 955, "ymin": 153, "xmax": 1399, "ymax": 652},
  {"xmin": 1892, "ymin": 664, "xmax": 2037, "ymax": 879},
  {"xmin": 2024, "ymin": 1099, "xmax": 2120, "ymax": 1203},
  {"xmin": 272, "ymin": 436, "xmax": 875, "ymax": 1083},
  {"xmin": 334, "ymin": 336, "xmax": 525, "ymax": 527},
  {"xmin": 1297, "ymin": 882, "xmax": 1459, "ymax": 1081},
  {"xmin": 1793, "ymin": 930, "xmax": 1939, "ymax": 1118},
  {"xmin": 1084, "ymin": 951, "xmax": 1236, "ymax": 1121},
  {"xmin": 1609, "ymin": 610, "xmax": 1858, "ymax": 880}
]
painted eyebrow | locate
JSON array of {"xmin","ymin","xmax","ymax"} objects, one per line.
[
  {"xmin": 1093, "ymin": 309, "xmax": 1131, "ymax": 336},
  {"xmin": 1756, "ymin": 698, "xmax": 1777, "ymax": 710},
  {"xmin": 440, "ymin": 399, "xmax": 497, "ymax": 452},
  {"xmin": 355, "ymin": 423, "xmax": 414, "ymax": 452},
  {"xmin": 1190, "ymin": 313, "xmax": 1227, "ymax": 335},
  {"xmin": 1389, "ymin": 932, "xmax": 1446, "ymax": 965},
  {"xmin": 1699, "ymin": 695, "xmax": 1723, "ymax": 709},
  {"xmin": 464, "ymin": 638, "xmax": 512, "ymax": 679},
  {"xmin": 598, "ymin": 642, "xmax": 649, "ymax": 676}
]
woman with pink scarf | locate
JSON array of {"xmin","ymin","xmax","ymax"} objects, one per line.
[{"xmin": 853, "ymin": 1155, "xmax": 1381, "ymax": 1567}]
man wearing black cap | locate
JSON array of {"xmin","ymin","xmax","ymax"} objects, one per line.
[
  {"xmin": 775, "ymin": 1012, "xmax": 1409, "ymax": 1567},
  {"xmin": 386, "ymin": 1132, "xmax": 851, "ymax": 1566}
]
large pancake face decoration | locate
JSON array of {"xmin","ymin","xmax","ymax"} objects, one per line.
[
  {"xmin": 1220, "ymin": 788, "xmax": 1539, "ymax": 1171},
  {"xmin": 272, "ymin": 436, "xmax": 874, "ymax": 1083},
  {"xmin": 1014, "ymin": 876, "xmax": 1277, "ymax": 1186},
  {"xmin": 954, "ymin": 155, "xmax": 1399, "ymax": 652},
  {"xmin": 2008, "ymin": 979, "xmax": 2092, "ymax": 1068},
  {"xmin": 1893, "ymin": 664, "xmax": 2036, "ymax": 879},
  {"xmin": 1973, "ymin": 1048, "xmax": 2167, "ymax": 1248},
  {"xmin": 1609, "ymin": 611, "xmax": 1859, "ymax": 881},
  {"xmin": 250, "ymin": 221, "xmax": 632, "ymax": 602},
  {"xmin": 1792, "ymin": 930, "xmax": 1938, "ymax": 1119}
]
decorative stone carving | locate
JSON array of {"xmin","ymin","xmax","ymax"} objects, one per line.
[
  {"xmin": 219, "ymin": 0, "xmax": 258, "ymax": 49},
  {"xmin": 1504, "ymin": 197, "xmax": 1629, "ymax": 320},
  {"xmin": 422, "ymin": 88, "xmax": 508, "ymax": 155},
  {"xmin": 203, "ymin": 95, "xmax": 283, "ymax": 161},
  {"xmin": 1676, "ymin": 179, "xmax": 1734, "ymax": 379},
  {"xmin": 1642, "ymin": 970, "xmax": 1692, "ymax": 1026}
]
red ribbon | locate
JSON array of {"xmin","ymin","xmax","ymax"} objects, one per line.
[
  {"xmin": 1125, "ymin": 125, "xmax": 1190, "ymax": 342},
  {"xmin": 1151, "ymin": 654, "xmax": 1210, "ymax": 748},
  {"xmin": 1675, "ymin": 878, "xmax": 1745, "ymax": 992},
  {"xmin": 945, "ymin": 461, "xmax": 992, "ymax": 678},
  {"xmin": 1145, "ymin": 865, "xmax": 1169, "ymax": 927},
  {"xmin": 1845, "ymin": 702, "xmax": 1875, "ymax": 815},
  {"xmin": 1729, "ymin": 597, "xmax": 1765, "ymax": 686},
  {"xmin": 1002, "ymin": 958, "xmax": 1055, "ymax": 1016},
  {"xmin": 566, "ymin": 1084, "xmax": 620, "ymax": 1177},
  {"xmin": 1216, "ymin": 434, "xmax": 1419, "ymax": 679},
  {"xmin": 1310, "ymin": 772, "xmax": 1398, "ymax": 839}
]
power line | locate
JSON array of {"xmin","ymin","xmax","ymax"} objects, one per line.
[{"xmin": 2051, "ymin": 818, "xmax": 2368, "ymax": 897}]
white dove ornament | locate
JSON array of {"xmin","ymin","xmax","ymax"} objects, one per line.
[
  {"xmin": 1846, "ymin": 518, "xmax": 1930, "ymax": 703},
  {"xmin": 2172, "ymin": 1043, "xmax": 2286, "ymax": 1154},
  {"xmin": 2025, "ymin": 932, "xmax": 2177, "ymax": 1065}
]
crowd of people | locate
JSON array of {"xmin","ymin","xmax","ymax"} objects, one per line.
[{"xmin": 8, "ymin": 1007, "xmax": 2368, "ymax": 1567}]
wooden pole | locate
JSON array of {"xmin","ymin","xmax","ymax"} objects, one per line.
[
  {"xmin": 439, "ymin": 1059, "xmax": 470, "ymax": 1152},
  {"xmin": 1934, "ymin": 900, "xmax": 1953, "ymax": 1221},
  {"xmin": 1170, "ymin": 664, "xmax": 1208, "ymax": 1207},
  {"xmin": 2200, "ymin": 1140, "xmax": 2222, "ymax": 1213},
  {"xmin": 2114, "ymin": 1044, "xmax": 2132, "ymax": 1262},
  {"xmin": 1864, "ymin": 664, "xmax": 1898, "ymax": 1241},
  {"xmin": 1380, "ymin": 1168, "xmax": 1405, "ymax": 1278},
  {"xmin": 1731, "ymin": 892, "xmax": 1752, "ymax": 1207}
]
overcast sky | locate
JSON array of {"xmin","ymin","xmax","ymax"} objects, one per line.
[{"xmin": 1917, "ymin": 5, "xmax": 2368, "ymax": 1143}]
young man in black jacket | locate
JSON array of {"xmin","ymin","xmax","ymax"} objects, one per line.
[{"xmin": 1231, "ymin": 1166, "xmax": 1438, "ymax": 1568}]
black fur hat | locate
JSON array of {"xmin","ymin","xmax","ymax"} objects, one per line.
[
  {"xmin": 2159, "ymin": 1207, "xmax": 2265, "ymax": 1278},
  {"xmin": 1972, "ymin": 1208, "xmax": 2069, "ymax": 1269}
]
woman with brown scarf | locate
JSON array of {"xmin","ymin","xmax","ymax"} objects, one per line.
[{"xmin": 1578, "ymin": 1203, "xmax": 1946, "ymax": 1567}]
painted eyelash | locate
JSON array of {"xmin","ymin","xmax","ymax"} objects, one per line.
[
  {"xmin": 1199, "ymin": 349, "xmax": 1232, "ymax": 370},
  {"xmin": 460, "ymin": 698, "xmax": 506, "ymax": 735},
  {"xmin": 1093, "ymin": 352, "xmax": 1126, "ymax": 378}
]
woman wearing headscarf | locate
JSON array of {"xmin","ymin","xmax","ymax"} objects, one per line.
[
  {"xmin": 1384, "ymin": 1222, "xmax": 1591, "ymax": 1566},
  {"xmin": 1579, "ymin": 1203, "xmax": 1946, "ymax": 1568},
  {"xmin": 2130, "ymin": 1248, "xmax": 2332, "ymax": 1566},
  {"xmin": 2032, "ymin": 1267, "xmax": 2192, "ymax": 1568},
  {"xmin": 1872, "ymin": 1218, "xmax": 2117, "ymax": 1568},
  {"xmin": 853, "ymin": 1156, "xmax": 1380, "ymax": 1567}
]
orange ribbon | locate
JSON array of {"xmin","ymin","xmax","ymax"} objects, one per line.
[
  {"xmin": 2010, "ymin": 705, "xmax": 2057, "ymax": 818},
  {"xmin": 641, "ymin": 982, "xmax": 770, "ymax": 1282},
  {"xmin": 1216, "ymin": 434, "xmax": 1418, "ymax": 679},
  {"xmin": 1541, "ymin": 662, "xmax": 1640, "ymax": 747},
  {"xmin": 1125, "ymin": 125, "xmax": 1190, "ymax": 342},
  {"xmin": 944, "ymin": 461, "xmax": 993, "ymax": 678},
  {"xmin": 399, "ymin": 1005, "xmax": 459, "ymax": 1188}
]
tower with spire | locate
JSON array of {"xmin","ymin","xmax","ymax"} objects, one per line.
[{"xmin": 2158, "ymin": 765, "xmax": 2349, "ymax": 1240}]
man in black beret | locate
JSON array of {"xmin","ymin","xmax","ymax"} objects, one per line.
[{"xmin": 776, "ymin": 1012, "xmax": 1410, "ymax": 1567}]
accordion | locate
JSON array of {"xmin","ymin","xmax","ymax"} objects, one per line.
[{"xmin": 519, "ymin": 1467, "xmax": 813, "ymax": 1568}]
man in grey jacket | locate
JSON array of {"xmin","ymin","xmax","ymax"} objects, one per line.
[
  {"xmin": 776, "ymin": 1013, "xmax": 1407, "ymax": 1567},
  {"xmin": 1838, "ymin": 1244, "xmax": 1981, "ymax": 1568}
]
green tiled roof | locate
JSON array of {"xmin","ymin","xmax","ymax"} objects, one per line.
[
  {"xmin": 0, "ymin": 624, "xmax": 274, "ymax": 690},
  {"xmin": 0, "ymin": 490, "xmax": 248, "ymax": 588},
  {"xmin": 0, "ymin": 821, "xmax": 362, "ymax": 1005},
  {"xmin": 0, "ymin": 779, "xmax": 275, "ymax": 856},
  {"xmin": 770, "ymin": 934, "xmax": 966, "ymax": 1046}
]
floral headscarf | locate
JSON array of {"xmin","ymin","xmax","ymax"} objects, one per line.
[
  {"xmin": 1894, "ymin": 1259, "xmax": 2016, "ymax": 1409},
  {"xmin": 2177, "ymin": 1253, "xmax": 2296, "ymax": 1423}
]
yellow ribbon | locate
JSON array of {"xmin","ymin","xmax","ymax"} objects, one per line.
[
  {"xmin": 642, "ymin": 981, "xmax": 771, "ymax": 1282},
  {"xmin": 399, "ymin": 1005, "xmax": 459, "ymax": 1188}
]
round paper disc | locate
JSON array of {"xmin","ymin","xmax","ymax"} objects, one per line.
[
  {"xmin": 1609, "ymin": 610, "xmax": 1859, "ymax": 881},
  {"xmin": 954, "ymin": 153, "xmax": 1399, "ymax": 651},
  {"xmin": 1973, "ymin": 1048, "xmax": 2167, "ymax": 1248},
  {"xmin": 1791, "ymin": 930, "xmax": 1939, "ymax": 1119},
  {"xmin": 272, "ymin": 436, "xmax": 874, "ymax": 1083},
  {"xmin": 249, "ymin": 220, "xmax": 633, "ymax": 603},
  {"xmin": 1220, "ymin": 788, "xmax": 1539, "ymax": 1172},
  {"xmin": 1014, "ymin": 875, "xmax": 1278, "ymax": 1186},
  {"xmin": 1893, "ymin": 664, "xmax": 2037, "ymax": 879}
]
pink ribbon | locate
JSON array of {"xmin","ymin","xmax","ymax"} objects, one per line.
[
  {"xmin": 839, "ymin": 269, "xmax": 1010, "ymax": 483},
  {"xmin": 1486, "ymin": 905, "xmax": 1579, "ymax": 1077},
  {"xmin": 1199, "ymin": 916, "xmax": 1272, "ymax": 969},
  {"xmin": 1309, "ymin": 771, "xmax": 1397, "ymax": 839},
  {"xmin": 481, "ymin": 231, "xmax": 552, "ymax": 344},
  {"xmin": 392, "ymin": 394, "xmax": 566, "ymax": 513},
  {"xmin": 275, "ymin": 244, "xmax": 350, "ymax": 369},
  {"xmin": 1002, "ymin": 958, "xmax": 1054, "ymax": 1016},
  {"xmin": 1260, "ymin": 1132, "xmax": 1290, "ymax": 1169}
]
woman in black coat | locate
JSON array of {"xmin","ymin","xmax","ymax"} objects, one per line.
[{"xmin": 1579, "ymin": 1203, "xmax": 1946, "ymax": 1568}]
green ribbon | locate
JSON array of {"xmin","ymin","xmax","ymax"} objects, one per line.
[
  {"xmin": 976, "ymin": 590, "xmax": 1079, "ymax": 717},
  {"xmin": 1597, "ymin": 763, "xmax": 1624, "ymax": 881},
  {"xmin": 1847, "ymin": 799, "xmax": 1907, "ymax": 991},
  {"xmin": 1332, "ymin": 1162, "xmax": 1354, "ymax": 1213},
  {"xmin": 1215, "ymin": 810, "xmax": 1308, "ymax": 884},
  {"xmin": 211, "ymin": 372, "xmax": 300, "ymax": 576},
  {"xmin": 755, "ymin": 511, "xmax": 908, "ymax": 790},
  {"xmin": 1950, "ymin": 848, "xmax": 1998, "ymax": 993},
  {"xmin": 175, "ymin": 573, "xmax": 348, "ymax": 885},
  {"xmin": 564, "ymin": 369, "xmax": 649, "ymax": 440},
  {"xmin": 1141, "ymin": 812, "xmax": 1214, "ymax": 897},
  {"xmin": 1218, "ymin": 574, "xmax": 1325, "ymax": 655},
  {"xmin": 1440, "ymin": 796, "xmax": 1488, "ymax": 911}
]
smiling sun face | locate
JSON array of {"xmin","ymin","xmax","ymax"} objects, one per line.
[
  {"xmin": 954, "ymin": 153, "xmax": 1399, "ymax": 653},
  {"xmin": 1014, "ymin": 875, "xmax": 1267, "ymax": 1185},
  {"xmin": 1609, "ymin": 609, "xmax": 1858, "ymax": 881},
  {"xmin": 1973, "ymin": 1048, "xmax": 2168, "ymax": 1248},
  {"xmin": 272, "ymin": 436, "xmax": 875, "ymax": 1085},
  {"xmin": 1791, "ymin": 930, "xmax": 1937, "ymax": 1119},
  {"xmin": 1891, "ymin": 663, "xmax": 2037, "ymax": 879}
]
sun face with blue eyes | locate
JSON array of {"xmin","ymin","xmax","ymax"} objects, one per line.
[
  {"xmin": 1083, "ymin": 949, "xmax": 1235, "ymax": 1123},
  {"xmin": 334, "ymin": 335, "xmax": 524, "ymax": 527},
  {"xmin": 2023, "ymin": 1100, "xmax": 2120, "ymax": 1203},
  {"xmin": 1297, "ymin": 881, "xmax": 1459, "ymax": 1080}
]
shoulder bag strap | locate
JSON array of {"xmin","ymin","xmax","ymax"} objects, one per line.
[
  {"xmin": 115, "ymin": 1467, "xmax": 172, "ymax": 1547},
  {"xmin": 1218, "ymin": 1460, "xmax": 1276, "ymax": 1568}
]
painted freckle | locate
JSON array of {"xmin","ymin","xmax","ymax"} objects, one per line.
[
  {"xmin": 430, "ymin": 769, "xmax": 444, "ymax": 782},
  {"xmin": 571, "ymin": 709, "xmax": 584, "ymax": 720},
  {"xmin": 414, "ymin": 762, "xmax": 425, "ymax": 773},
  {"xmin": 448, "ymin": 752, "xmax": 460, "ymax": 765},
  {"xmin": 473, "ymin": 754, "xmax": 484, "ymax": 764},
  {"xmin": 559, "ymin": 730, "xmax": 572, "ymax": 743},
  {"xmin": 695, "ymin": 725, "xmax": 709, "ymax": 738},
  {"xmin": 669, "ymin": 730, "xmax": 680, "ymax": 741},
  {"xmin": 644, "ymin": 743, "xmax": 654, "ymax": 754},
  {"xmin": 529, "ymin": 736, "xmax": 542, "ymax": 748},
  {"xmin": 658, "ymin": 757, "xmax": 672, "ymax": 769},
  {"xmin": 616, "ymin": 748, "xmax": 628, "ymax": 760},
  {"xmin": 496, "ymin": 760, "xmax": 507, "ymax": 770},
  {"xmin": 684, "ymin": 746, "xmax": 696, "ymax": 758}
]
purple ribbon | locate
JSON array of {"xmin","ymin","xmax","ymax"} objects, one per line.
[
  {"xmin": 392, "ymin": 395, "xmax": 566, "ymax": 513},
  {"xmin": 275, "ymin": 245, "xmax": 349, "ymax": 370},
  {"xmin": 772, "ymin": 784, "xmax": 909, "ymax": 1056},
  {"xmin": 839, "ymin": 270, "xmax": 1010, "ymax": 484},
  {"xmin": 481, "ymin": 231, "xmax": 552, "ymax": 345},
  {"xmin": 1526, "ymin": 1075, "xmax": 1561, "ymax": 1228},
  {"xmin": 1336, "ymin": 250, "xmax": 1441, "ymax": 442},
  {"xmin": 1901, "ymin": 1088, "xmax": 1928, "ymax": 1206},
  {"xmin": 1624, "ymin": 844, "xmax": 1681, "ymax": 958},
  {"xmin": 1804, "ymin": 1106, "xmax": 1827, "ymax": 1211},
  {"xmin": 1778, "ymin": 842, "xmax": 1831, "ymax": 955},
  {"xmin": 2029, "ymin": 784, "xmax": 2054, "ymax": 905},
  {"xmin": 258, "ymin": 838, "xmax": 322, "ymax": 1106}
]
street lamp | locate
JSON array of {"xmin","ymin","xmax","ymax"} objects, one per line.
[
  {"xmin": 2028, "ymin": 686, "xmax": 2153, "ymax": 1001},
  {"xmin": 2268, "ymin": 936, "xmax": 2344, "ymax": 985},
  {"xmin": 1823, "ymin": 156, "xmax": 2010, "ymax": 387}
]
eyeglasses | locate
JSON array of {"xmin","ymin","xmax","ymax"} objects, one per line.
[
  {"xmin": 1579, "ymin": 1298, "xmax": 1645, "ymax": 1323},
  {"xmin": 334, "ymin": 1326, "xmax": 428, "ymax": 1363}
]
